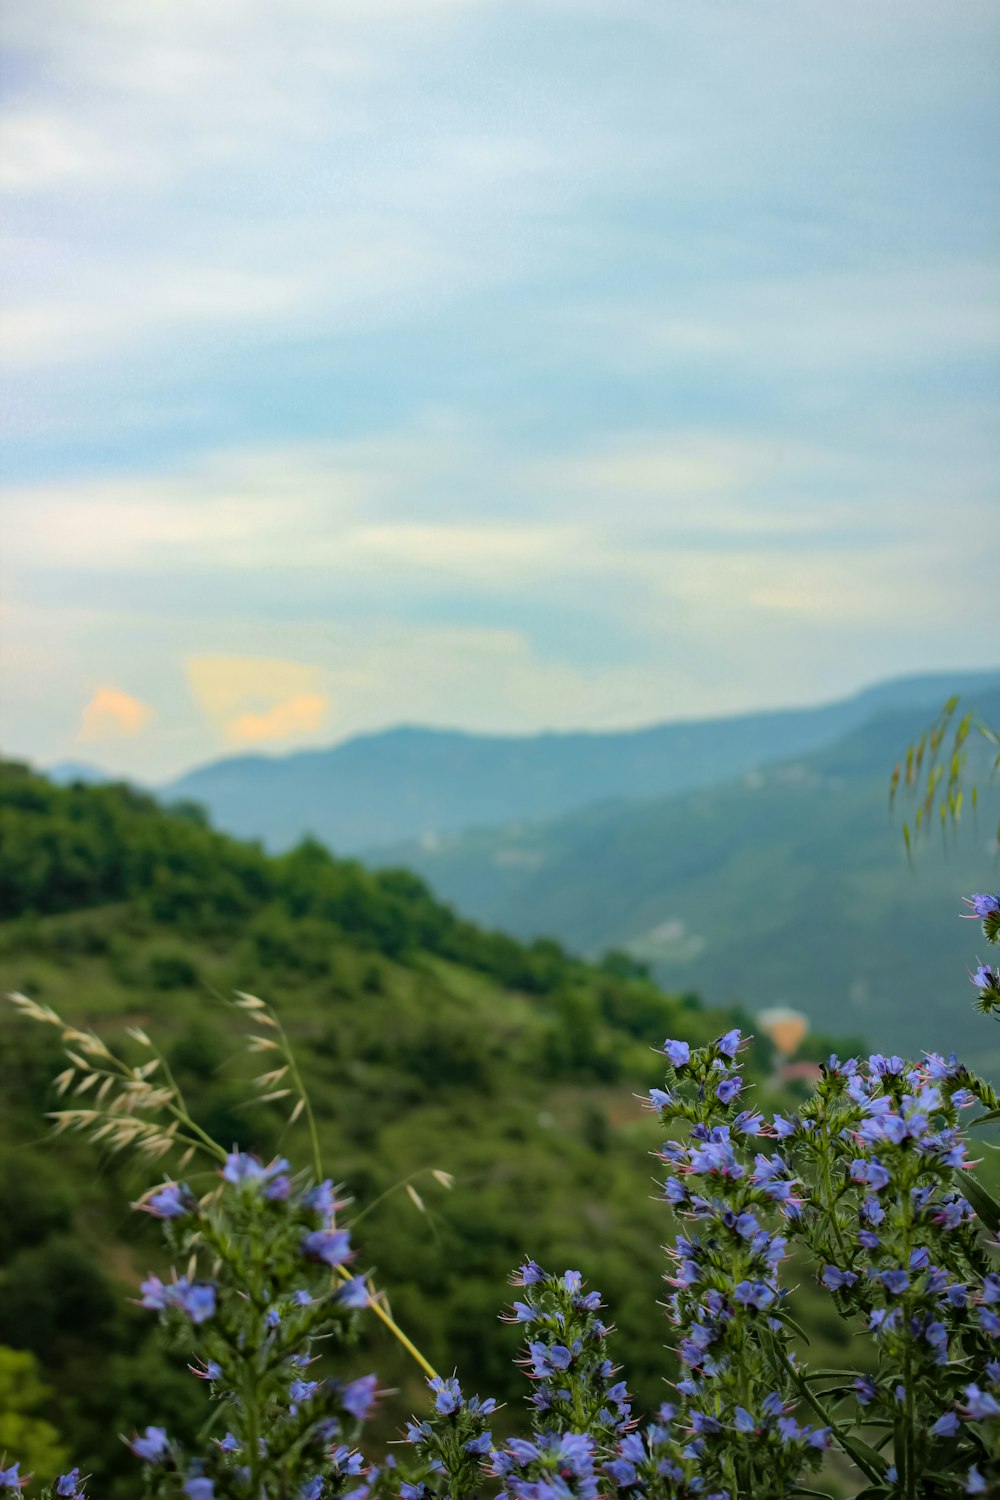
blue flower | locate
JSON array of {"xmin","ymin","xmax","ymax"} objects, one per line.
[
  {"xmin": 716, "ymin": 1029, "xmax": 742, "ymax": 1058},
  {"xmin": 342, "ymin": 1374, "xmax": 378, "ymax": 1421},
  {"xmin": 139, "ymin": 1183, "xmax": 191, "ymax": 1219},
  {"xmin": 183, "ymin": 1480, "xmax": 214, "ymax": 1500},
  {"xmin": 733, "ymin": 1280, "xmax": 775, "ymax": 1310},
  {"xmin": 303, "ymin": 1179, "xmax": 339, "ymax": 1218},
  {"xmin": 715, "ymin": 1076, "xmax": 742, "ymax": 1105},
  {"xmin": 221, "ymin": 1152, "xmax": 290, "ymax": 1186},
  {"xmin": 337, "ymin": 1275, "xmax": 370, "ymax": 1308},
  {"xmin": 964, "ymin": 1385, "xmax": 1000, "ymax": 1420},
  {"xmin": 221, "ymin": 1151, "xmax": 266, "ymax": 1184},
  {"xmin": 963, "ymin": 892, "xmax": 1000, "ymax": 919},
  {"xmin": 850, "ymin": 1158, "xmax": 891, "ymax": 1192},
  {"xmin": 513, "ymin": 1259, "xmax": 544, "ymax": 1285},
  {"xmin": 301, "ymin": 1229, "xmax": 353, "ymax": 1267},
  {"xmin": 56, "ymin": 1470, "xmax": 84, "ymax": 1498},
  {"xmin": 130, "ymin": 1426, "xmax": 169, "ymax": 1462},
  {"xmin": 930, "ymin": 1411, "xmax": 960, "ymax": 1437},
  {"xmin": 139, "ymin": 1273, "xmax": 170, "ymax": 1310},
  {"xmin": 978, "ymin": 1307, "xmax": 1000, "ymax": 1338},
  {"xmin": 175, "ymin": 1279, "xmax": 217, "ymax": 1324},
  {"xmin": 663, "ymin": 1039, "xmax": 690, "ymax": 1068},
  {"xmin": 0, "ymin": 1465, "xmax": 26, "ymax": 1492},
  {"xmin": 821, "ymin": 1266, "xmax": 857, "ymax": 1292},
  {"xmin": 869, "ymin": 1053, "xmax": 904, "ymax": 1077},
  {"xmin": 430, "ymin": 1376, "xmax": 463, "ymax": 1415}
]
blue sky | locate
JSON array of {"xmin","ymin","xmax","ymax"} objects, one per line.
[{"xmin": 2, "ymin": 0, "xmax": 999, "ymax": 780}]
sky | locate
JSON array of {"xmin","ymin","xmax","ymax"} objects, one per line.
[{"xmin": 2, "ymin": 0, "xmax": 999, "ymax": 783}]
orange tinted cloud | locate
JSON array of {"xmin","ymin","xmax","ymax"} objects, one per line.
[
  {"xmin": 184, "ymin": 655, "xmax": 333, "ymax": 746},
  {"xmin": 78, "ymin": 685, "xmax": 153, "ymax": 741},
  {"xmin": 228, "ymin": 692, "xmax": 328, "ymax": 743}
]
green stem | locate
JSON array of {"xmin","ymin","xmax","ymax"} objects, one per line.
[
  {"xmin": 267, "ymin": 1009, "xmax": 323, "ymax": 1182},
  {"xmin": 819, "ymin": 1138, "xmax": 852, "ymax": 1267},
  {"xmin": 900, "ymin": 1185, "xmax": 917, "ymax": 1500},
  {"xmin": 769, "ymin": 1335, "xmax": 883, "ymax": 1486},
  {"xmin": 152, "ymin": 1044, "xmax": 229, "ymax": 1163},
  {"xmin": 350, "ymin": 1167, "xmax": 438, "ymax": 1227}
]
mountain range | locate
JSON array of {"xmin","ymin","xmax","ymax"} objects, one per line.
[
  {"xmin": 368, "ymin": 690, "xmax": 1000, "ymax": 1068},
  {"xmin": 154, "ymin": 669, "xmax": 1000, "ymax": 854}
]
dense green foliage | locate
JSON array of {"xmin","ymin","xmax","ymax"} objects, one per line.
[
  {"xmin": 0, "ymin": 762, "xmax": 821, "ymax": 1494},
  {"xmin": 377, "ymin": 695, "xmax": 1000, "ymax": 1069}
]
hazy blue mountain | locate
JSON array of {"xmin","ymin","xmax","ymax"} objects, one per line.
[
  {"xmin": 369, "ymin": 692, "xmax": 1000, "ymax": 1067},
  {"xmin": 163, "ymin": 670, "xmax": 1000, "ymax": 854}
]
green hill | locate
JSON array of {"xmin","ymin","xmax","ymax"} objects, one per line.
[
  {"xmin": 0, "ymin": 762, "xmax": 812, "ymax": 1495},
  {"xmin": 370, "ymin": 696, "xmax": 1000, "ymax": 1071}
]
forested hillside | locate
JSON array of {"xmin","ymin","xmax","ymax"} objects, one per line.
[
  {"xmin": 0, "ymin": 763, "xmax": 837, "ymax": 1495},
  {"xmin": 373, "ymin": 696, "xmax": 1000, "ymax": 1070}
]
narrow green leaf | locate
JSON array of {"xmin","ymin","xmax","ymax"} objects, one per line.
[
  {"xmin": 961, "ymin": 1171, "xmax": 1000, "ymax": 1233},
  {"xmin": 770, "ymin": 1308, "xmax": 811, "ymax": 1345},
  {"xmin": 837, "ymin": 1433, "xmax": 889, "ymax": 1481}
]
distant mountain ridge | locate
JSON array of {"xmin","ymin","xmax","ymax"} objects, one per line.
[
  {"xmin": 368, "ymin": 691, "xmax": 1000, "ymax": 1067},
  {"xmin": 162, "ymin": 669, "xmax": 1000, "ymax": 854}
]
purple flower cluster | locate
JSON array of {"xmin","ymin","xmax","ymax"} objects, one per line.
[
  {"xmin": 614, "ymin": 1031, "xmax": 832, "ymax": 1497},
  {"xmin": 401, "ymin": 1375, "xmax": 499, "ymax": 1496},
  {"xmin": 139, "ymin": 1273, "xmax": 217, "ymax": 1324},
  {"xmin": 124, "ymin": 1150, "xmax": 381, "ymax": 1500},
  {"xmin": 962, "ymin": 891, "xmax": 1000, "ymax": 1019},
  {"xmin": 504, "ymin": 1263, "xmax": 633, "ymax": 1449},
  {"xmin": 490, "ymin": 1432, "xmax": 599, "ymax": 1500},
  {"xmin": 783, "ymin": 1043, "xmax": 1000, "ymax": 1488}
]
